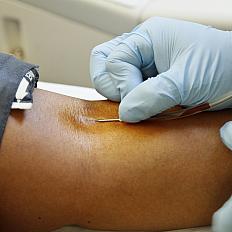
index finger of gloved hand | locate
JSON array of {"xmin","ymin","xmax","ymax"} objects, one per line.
[
  {"xmin": 119, "ymin": 70, "xmax": 181, "ymax": 122},
  {"xmin": 105, "ymin": 32, "xmax": 154, "ymax": 100},
  {"xmin": 90, "ymin": 33, "xmax": 130, "ymax": 101}
]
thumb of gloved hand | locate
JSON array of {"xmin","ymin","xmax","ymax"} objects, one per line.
[
  {"xmin": 119, "ymin": 69, "xmax": 181, "ymax": 122},
  {"xmin": 220, "ymin": 121, "xmax": 232, "ymax": 151}
]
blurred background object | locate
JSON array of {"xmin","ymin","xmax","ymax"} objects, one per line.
[
  {"xmin": 0, "ymin": 0, "xmax": 231, "ymax": 87},
  {"xmin": 2, "ymin": 17, "xmax": 25, "ymax": 59}
]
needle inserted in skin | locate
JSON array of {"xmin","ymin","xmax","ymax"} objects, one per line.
[
  {"xmin": 95, "ymin": 118, "xmax": 121, "ymax": 122},
  {"xmin": 95, "ymin": 92, "xmax": 232, "ymax": 122}
]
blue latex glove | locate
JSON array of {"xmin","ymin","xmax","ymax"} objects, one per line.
[
  {"xmin": 90, "ymin": 17, "xmax": 232, "ymax": 122},
  {"xmin": 212, "ymin": 121, "xmax": 232, "ymax": 232},
  {"xmin": 90, "ymin": 17, "xmax": 232, "ymax": 232},
  {"xmin": 212, "ymin": 195, "xmax": 232, "ymax": 232}
]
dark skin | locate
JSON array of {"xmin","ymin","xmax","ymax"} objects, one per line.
[{"xmin": 0, "ymin": 89, "xmax": 231, "ymax": 232}]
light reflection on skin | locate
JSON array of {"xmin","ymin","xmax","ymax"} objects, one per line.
[{"xmin": 58, "ymin": 103, "xmax": 97, "ymax": 133}]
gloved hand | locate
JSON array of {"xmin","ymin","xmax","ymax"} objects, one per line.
[
  {"xmin": 90, "ymin": 17, "xmax": 232, "ymax": 123},
  {"xmin": 90, "ymin": 17, "xmax": 232, "ymax": 232}
]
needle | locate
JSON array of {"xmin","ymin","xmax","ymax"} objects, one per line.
[
  {"xmin": 95, "ymin": 118, "xmax": 121, "ymax": 122},
  {"xmin": 95, "ymin": 92, "xmax": 232, "ymax": 122}
]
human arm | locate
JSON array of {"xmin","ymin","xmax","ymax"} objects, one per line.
[{"xmin": 0, "ymin": 89, "xmax": 232, "ymax": 232}]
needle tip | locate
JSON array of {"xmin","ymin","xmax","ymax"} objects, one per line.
[{"xmin": 95, "ymin": 118, "xmax": 121, "ymax": 122}]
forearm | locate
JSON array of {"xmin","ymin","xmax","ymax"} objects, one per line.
[{"xmin": 0, "ymin": 89, "xmax": 232, "ymax": 232}]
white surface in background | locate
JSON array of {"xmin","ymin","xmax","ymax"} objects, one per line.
[
  {"xmin": 106, "ymin": 0, "xmax": 141, "ymax": 7},
  {"xmin": 53, "ymin": 226, "xmax": 211, "ymax": 232},
  {"xmin": 141, "ymin": 0, "xmax": 232, "ymax": 30},
  {"xmin": 37, "ymin": 81, "xmax": 106, "ymax": 100},
  {"xmin": 17, "ymin": 0, "xmax": 150, "ymax": 35}
]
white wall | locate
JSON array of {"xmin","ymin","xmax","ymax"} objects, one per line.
[
  {"xmin": 0, "ymin": 0, "xmax": 113, "ymax": 87},
  {"xmin": 1, "ymin": 0, "xmax": 231, "ymax": 87}
]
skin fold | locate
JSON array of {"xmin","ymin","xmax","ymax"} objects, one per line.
[{"xmin": 0, "ymin": 89, "xmax": 231, "ymax": 232}]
